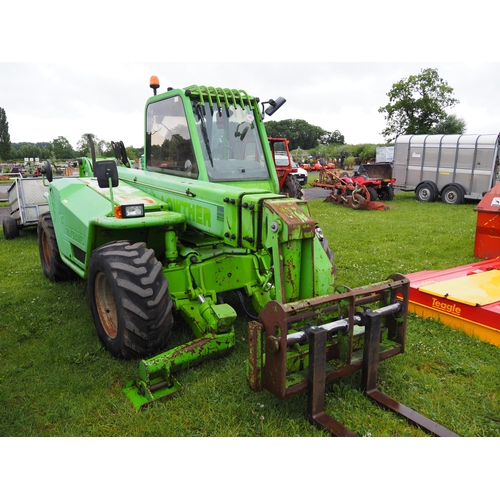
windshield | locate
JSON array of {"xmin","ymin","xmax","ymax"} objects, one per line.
[{"xmin": 193, "ymin": 101, "xmax": 269, "ymax": 182}]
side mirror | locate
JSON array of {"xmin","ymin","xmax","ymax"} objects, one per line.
[
  {"xmin": 43, "ymin": 160, "xmax": 53, "ymax": 183},
  {"xmin": 265, "ymin": 97, "xmax": 286, "ymax": 116},
  {"xmin": 95, "ymin": 160, "xmax": 119, "ymax": 189}
]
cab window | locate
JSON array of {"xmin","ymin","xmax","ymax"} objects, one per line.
[{"xmin": 145, "ymin": 96, "xmax": 198, "ymax": 178}]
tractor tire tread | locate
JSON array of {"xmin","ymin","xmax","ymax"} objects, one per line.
[
  {"xmin": 282, "ymin": 175, "xmax": 304, "ymax": 200},
  {"xmin": 88, "ymin": 240, "xmax": 174, "ymax": 359},
  {"xmin": 37, "ymin": 212, "xmax": 75, "ymax": 281}
]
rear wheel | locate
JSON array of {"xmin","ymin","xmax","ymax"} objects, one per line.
[
  {"xmin": 379, "ymin": 185, "xmax": 394, "ymax": 201},
  {"xmin": 87, "ymin": 241, "xmax": 174, "ymax": 359},
  {"xmin": 282, "ymin": 175, "xmax": 304, "ymax": 200},
  {"xmin": 442, "ymin": 184, "xmax": 464, "ymax": 205},
  {"xmin": 38, "ymin": 213, "xmax": 74, "ymax": 281},
  {"xmin": 415, "ymin": 182, "xmax": 437, "ymax": 202},
  {"xmin": 3, "ymin": 216, "xmax": 19, "ymax": 240}
]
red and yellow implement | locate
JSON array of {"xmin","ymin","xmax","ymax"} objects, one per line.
[{"xmin": 407, "ymin": 258, "xmax": 500, "ymax": 348}]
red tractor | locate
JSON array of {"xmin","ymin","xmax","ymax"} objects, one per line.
[{"xmin": 268, "ymin": 137, "xmax": 304, "ymax": 199}]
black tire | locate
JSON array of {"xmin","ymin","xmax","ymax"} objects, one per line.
[
  {"xmin": 379, "ymin": 185, "xmax": 394, "ymax": 201},
  {"xmin": 367, "ymin": 187, "xmax": 378, "ymax": 201},
  {"xmin": 3, "ymin": 216, "xmax": 19, "ymax": 240},
  {"xmin": 441, "ymin": 184, "xmax": 464, "ymax": 205},
  {"xmin": 87, "ymin": 241, "xmax": 174, "ymax": 359},
  {"xmin": 415, "ymin": 182, "xmax": 436, "ymax": 202},
  {"xmin": 282, "ymin": 175, "xmax": 304, "ymax": 200},
  {"xmin": 38, "ymin": 213, "xmax": 74, "ymax": 281}
]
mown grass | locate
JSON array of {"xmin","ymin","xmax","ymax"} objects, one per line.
[{"xmin": 0, "ymin": 191, "xmax": 499, "ymax": 437}]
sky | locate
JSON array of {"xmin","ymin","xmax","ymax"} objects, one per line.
[
  {"xmin": 1, "ymin": 2, "xmax": 499, "ymax": 153},
  {"xmin": 2, "ymin": 61, "xmax": 500, "ymax": 151}
]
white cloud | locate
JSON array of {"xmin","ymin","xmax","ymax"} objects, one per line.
[{"xmin": 1, "ymin": 62, "xmax": 500, "ymax": 149}]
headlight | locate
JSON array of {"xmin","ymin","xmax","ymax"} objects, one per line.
[{"xmin": 114, "ymin": 204, "xmax": 145, "ymax": 219}]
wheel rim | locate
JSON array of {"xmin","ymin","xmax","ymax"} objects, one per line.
[
  {"xmin": 444, "ymin": 189, "xmax": 459, "ymax": 203},
  {"xmin": 94, "ymin": 271, "xmax": 118, "ymax": 339},
  {"xmin": 419, "ymin": 185, "xmax": 433, "ymax": 201}
]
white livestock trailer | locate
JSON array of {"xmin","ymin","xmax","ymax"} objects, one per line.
[{"xmin": 392, "ymin": 134, "xmax": 500, "ymax": 204}]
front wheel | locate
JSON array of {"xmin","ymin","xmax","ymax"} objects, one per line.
[
  {"xmin": 379, "ymin": 185, "xmax": 394, "ymax": 201},
  {"xmin": 367, "ymin": 187, "xmax": 378, "ymax": 201},
  {"xmin": 87, "ymin": 241, "xmax": 174, "ymax": 359}
]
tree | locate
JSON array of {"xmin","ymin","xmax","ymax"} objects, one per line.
[
  {"xmin": 19, "ymin": 144, "xmax": 41, "ymax": 159},
  {"xmin": 320, "ymin": 129, "xmax": 345, "ymax": 145},
  {"xmin": 344, "ymin": 156, "xmax": 356, "ymax": 168},
  {"xmin": 331, "ymin": 145, "xmax": 355, "ymax": 166},
  {"xmin": 356, "ymin": 144, "xmax": 378, "ymax": 162},
  {"xmin": 76, "ymin": 133, "xmax": 95, "ymax": 157},
  {"xmin": 378, "ymin": 68, "xmax": 459, "ymax": 141},
  {"xmin": 98, "ymin": 140, "xmax": 113, "ymax": 157},
  {"xmin": 264, "ymin": 119, "xmax": 328, "ymax": 150},
  {"xmin": 76, "ymin": 133, "xmax": 113, "ymax": 157},
  {"xmin": 51, "ymin": 136, "xmax": 75, "ymax": 159},
  {"xmin": 0, "ymin": 107, "xmax": 11, "ymax": 160},
  {"xmin": 431, "ymin": 113, "xmax": 467, "ymax": 135},
  {"xmin": 126, "ymin": 146, "xmax": 140, "ymax": 160},
  {"xmin": 11, "ymin": 142, "xmax": 52, "ymax": 161}
]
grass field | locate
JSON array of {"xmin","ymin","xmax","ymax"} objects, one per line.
[{"xmin": 0, "ymin": 191, "xmax": 499, "ymax": 438}]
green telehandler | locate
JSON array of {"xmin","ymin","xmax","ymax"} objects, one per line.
[{"xmin": 37, "ymin": 76, "xmax": 456, "ymax": 436}]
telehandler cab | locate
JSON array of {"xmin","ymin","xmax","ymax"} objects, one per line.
[{"xmin": 37, "ymin": 76, "xmax": 457, "ymax": 436}]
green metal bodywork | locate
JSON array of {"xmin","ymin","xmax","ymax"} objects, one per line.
[{"xmin": 43, "ymin": 83, "xmax": 343, "ymax": 407}]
